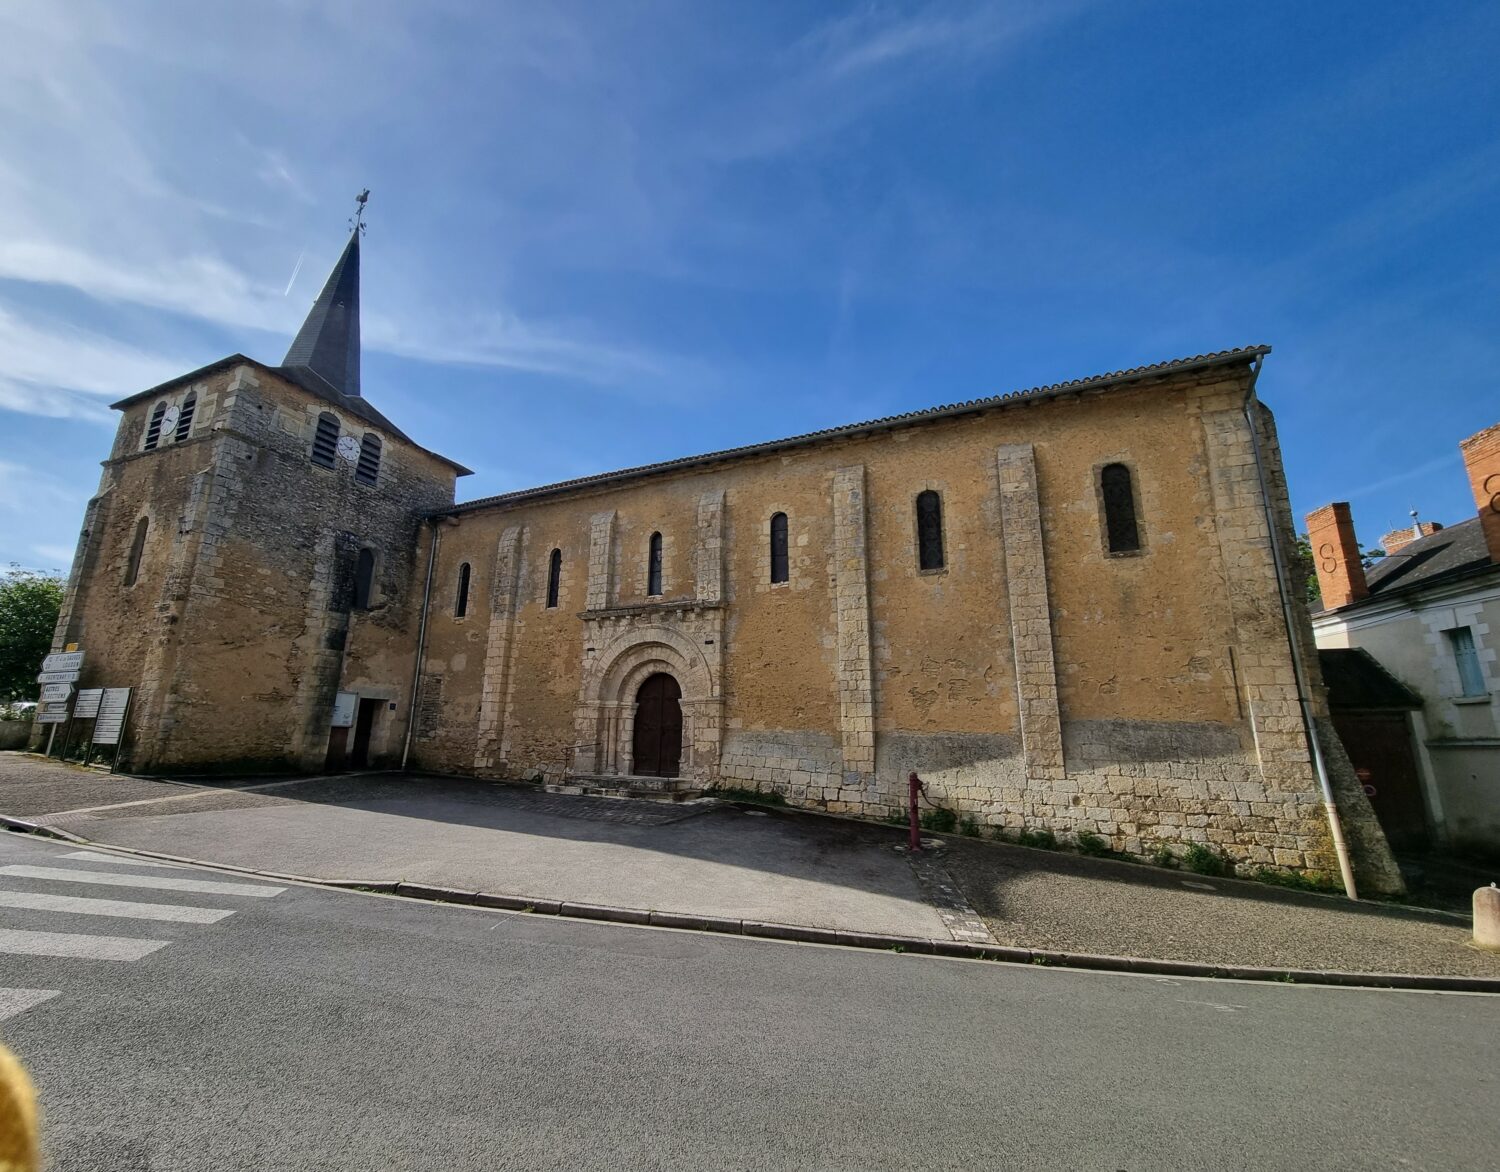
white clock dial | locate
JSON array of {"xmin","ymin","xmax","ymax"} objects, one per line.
[
  {"xmin": 160, "ymin": 406, "xmax": 180, "ymax": 434},
  {"xmin": 336, "ymin": 436, "xmax": 361, "ymax": 463}
]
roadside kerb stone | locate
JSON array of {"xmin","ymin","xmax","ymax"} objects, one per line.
[
  {"xmin": 4, "ymin": 822, "xmax": 1498, "ymax": 993},
  {"xmin": 394, "ymin": 882, "xmax": 477, "ymax": 905},
  {"xmin": 647, "ymin": 910, "xmax": 742, "ymax": 934},
  {"xmin": 0, "ymin": 815, "xmax": 87, "ymax": 843}
]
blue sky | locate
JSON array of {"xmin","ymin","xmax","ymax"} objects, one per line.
[{"xmin": 2, "ymin": 0, "xmax": 1497, "ymax": 570}]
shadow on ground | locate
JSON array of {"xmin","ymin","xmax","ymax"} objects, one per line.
[{"xmin": 2, "ymin": 753, "xmax": 1497, "ymax": 976}]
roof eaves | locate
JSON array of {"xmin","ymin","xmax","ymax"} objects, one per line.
[{"xmin": 439, "ymin": 345, "xmax": 1270, "ymax": 517}]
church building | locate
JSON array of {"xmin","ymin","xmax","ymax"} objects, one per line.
[{"xmin": 41, "ymin": 230, "xmax": 1402, "ymax": 893}]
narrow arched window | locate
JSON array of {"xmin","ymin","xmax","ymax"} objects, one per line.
[
  {"xmin": 174, "ymin": 394, "xmax": 196, "ymax": 442},
  {"xmin": 916, "ymin": 490, "xmax": 944, "ymax": 571},
  {"xmin": 353, "ymin": 549, "xmax": 375, "ymax": 610},
  {"xmin": 311, "ymin": 413, "xmax": 339, "ymax": 468},
  {"xmin": 647, "ymin": 532, "xmax": 663, "ymax": 597},
  {"xmin": 144, "ymin": 402, "xmax": 167, "ymax": 451},
  {"xmin": 454, "ymin": 562, "xmax": 470, "ymax": 617},
  {"xmin": 124, "ymin": 517, "xmax": 148, "ymax": 586},
  {"xmin": 546, "ymin": 548, "xmax": 562, "ymax": 609},
  {"xmin": 770, "ymin": 512, "xmax": 789, "ymax": 584},
  {"xmin": 355, "ymin": 433, "xmax": 382, "ymax": 486},
  {"xmin": 1101, "ymin": 463, "xmax": 1141, "ymax": 553}
]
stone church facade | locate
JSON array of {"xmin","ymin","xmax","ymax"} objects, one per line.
[{"xmin": 42, "ymin": 233, "xmax": 1401, "ymax": 892}]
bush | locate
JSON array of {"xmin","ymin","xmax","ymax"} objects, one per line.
[
  {"xmin": 1150, "ymin": 844, "xmax": 1179, "ymax": 869},
  {"xmin": 1075, "ymin": 832, "xmax": 1110, "ymax": 857},
  {"xmin": 1182, "ymin": 842, "xmax": 1231, "ymax": 878},
  {"xmin": 958, "ymin": 814, "xmax": 982, "ymax": 838},
  {"xmin": 919, "ymin": 807, "xmax": 958, "ymax": 834},
  {"xmin": 1016, "ymin": 826, "xmax": 1058, "ymax": 851}
]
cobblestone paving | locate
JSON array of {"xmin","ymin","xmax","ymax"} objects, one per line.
[{"xmin": 904, "ymin": 844, "xmax": 998, "ymax": 945}]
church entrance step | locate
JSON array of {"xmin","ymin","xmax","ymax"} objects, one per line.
[{"xmin": 549, "ymin": 776, "xmax": 704, "ymax": 803}]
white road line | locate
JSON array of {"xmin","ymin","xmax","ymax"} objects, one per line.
[
  {"xmin": 0, "ymin": 890, "xmax": 235, "ymax": 924},
  {"xmin": 0, "ymin": 928, "xmax": 168, "ymax": 961},
  {"xmin": 61, "ymin": 850, "xmax": 186, "ymax": 870},
  {"xmin": 0, "ymin": 866, "xmax": 284, "ymax": 898},
  {"xmin": 0, "ymin": 988, "xmax": 60, "ymax": 1022}
]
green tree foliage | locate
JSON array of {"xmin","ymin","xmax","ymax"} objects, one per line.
[{"xmin": 0, "ymin": 565, "xmax": 64, "ymax": 702}]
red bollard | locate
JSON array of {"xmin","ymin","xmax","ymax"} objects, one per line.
[{"xmin": 908, "ymin": 771, "xmax": 923, "ymax": 853}]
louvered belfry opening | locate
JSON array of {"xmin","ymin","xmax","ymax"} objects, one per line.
[
  {"xmin": 311, "ymin": 413, "xmax": 339, "ymax": 468},
  {"xmin": 144, "ymin": 402, "xmax": 166, "ymax": 451},
  {"xmin": 355, "ymin": 433, "xmax": 382, "ymax": 485},
  {"xmin": 174, "ymin": 394, "xmax": 196, "ymax": 442}
]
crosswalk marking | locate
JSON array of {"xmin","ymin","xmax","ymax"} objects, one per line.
[
  {"xmin": 0, "ymin": 988, "xmax": 60, "ymax": 1022},
  {"xmin": 0, "ymin": 866, "xmax": 284, "ymax": 898},
  {"xmin": 0, "ymin": 928, "xmax": 169, "ymax": 961},
  {"xmin": 0, "ymin": 890, "xmax": 235, "ymax": 924},
  {"xmin": 62, "ymin": 850, "xmax": 186, "ymax": 870}
]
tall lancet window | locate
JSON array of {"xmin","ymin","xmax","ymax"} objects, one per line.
[
  {"xmin": 647, "ymin": 532, "xmax": 663, "ymax": 597},
  {"xmin": 1100, "ymin": 463, "xmax": 1141, "ymax": 554},
  {"xmin": 353, "ymin": 549, "xmax": 375, "ymax": 611},
  {"xmin": 546, "ymin": 548, "xmax": 562, "ymax": 609},
  {"xmin": 916, "ymin": 490, "xmax": 945, "ymax": 571},
  {"xmin": 124, "ymin": 517, "xmax": 149, "ymax": 587},
  {"xmin": 454, "ymin": 562, "xmax": 471, "ymax": 617},
  {"xmin": 770, "ymin": 512, "xmax": 789, "ymax": 584}
]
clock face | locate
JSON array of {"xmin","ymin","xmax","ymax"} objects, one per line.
[
  {"xmin": 160, "ymin": 405, "xmax": 180, "ymax": 435},
  {"xmin": 336, "ymin": 436, "xmax": 361, "ymax": 463}
]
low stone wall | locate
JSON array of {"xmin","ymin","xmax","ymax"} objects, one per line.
[{"xmin": 0, "ymin": 722, "xmax": 34, "ymax": 751}]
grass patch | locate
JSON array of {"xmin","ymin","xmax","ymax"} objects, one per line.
[
  {"xmin": 919, "ymin": 807, "xmax": 958, "ymax": 834},
  {"xmin": 1182, "ymin": 842, "xmax": 1232, "ymax": 878},
  {"xmin": 958, "ymin": 814, "xmax": 983, "ymax": 838},
  {"xmin": 708, "ymin": 785, "xmax": 787, "ymax": 807},
  {"xmin": 1016, "ymin": 826, "xmax": 1059, "ymax": 851},
  {"xmin": 1249, "ymin": 867, "xmax": 1341, "ymax": 894},
  {"xmin": 1075, "ymin": 832, "xmax": 1110, "ymax": 857},
  {"xmin": 1150, "ymin": 844, "xmax": 1179, "ymax": 869}
]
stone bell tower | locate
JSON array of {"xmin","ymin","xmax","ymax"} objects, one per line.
[{"xmin": 45, "ymin": 208, "xmax": 470, "ymax": 772}]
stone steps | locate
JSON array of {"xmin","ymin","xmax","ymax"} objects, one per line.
[{"xmin": 547, "ymin": 777, "xmax": 705, "ymax": 803}]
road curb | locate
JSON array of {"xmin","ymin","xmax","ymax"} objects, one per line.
[{"xmin": 3, "ymin": 822, "xmax": 1496, "ymax": 993}]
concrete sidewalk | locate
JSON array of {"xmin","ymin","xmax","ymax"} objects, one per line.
[{"xmin": 2, "ymin": 752, "xmax": 1496, "ymax": 977}]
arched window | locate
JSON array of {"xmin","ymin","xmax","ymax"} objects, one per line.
[
  {"xmin": 454, "ymin": 562, "xmax": 470, "ymax": 617},
  {"xmin": 144, "ymin": 402, "xmax": 167, "ymax": 451},
  {"xmin": 546, "ymin": 548, "xmax": 562, "ymax": 609},
  {"xmin": 1101, "ymin": 463, "xmax": 1141, "ymax": 553},
  {"xmin": 770, "ymin": 512, "xmax": 789, "ymax": 584},
  {"xmin": 124, "ymin": 517, "xmax": 148, "ymax": 586},
  {"xmin": 647, "ymin": 532, "xmax": 663, "ymax": 597},
  {"xmin": 311, "ymin": 413, "xmax": 339, "ymax": 468},
  {"xmin": 174, "ymin": 393, "xmax": 196, "ymax": 442},
  {"xmin": 916, "ymin": 490, "xmax": 944, "ymax": 571},
  {"xmin": 353, "ymin": 549, "xmax": 375, "ymax": 610},
  {"xmin": 355, "ymin": 433, "xmax": 382, "ymax": 486}
]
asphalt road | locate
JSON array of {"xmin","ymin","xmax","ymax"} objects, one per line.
[{"xmin": 0, "ymin": 833, "xmax": 1496, "ymax": 1171}]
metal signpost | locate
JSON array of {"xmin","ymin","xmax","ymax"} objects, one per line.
[{"xmin": 35, "ymin": 651, "xmax": 85, "ymax": 757}]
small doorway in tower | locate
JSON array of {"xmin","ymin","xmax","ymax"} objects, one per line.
[
  {"xmin": 631, "ymin": 673, "xmax": 682, "ymax": 778},
  {"xmin": 349, "ymin": 698, "xmax": 382, "ymax": 769}
]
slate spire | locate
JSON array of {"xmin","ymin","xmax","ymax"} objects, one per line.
[{"xmin": 283, "ymin": 229, "xmax": 362, "ymax": 397}]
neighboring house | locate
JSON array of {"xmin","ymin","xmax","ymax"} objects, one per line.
[{"xmin": 1308, "ymin": 423, "xmax": 1500, "ymax": 853}]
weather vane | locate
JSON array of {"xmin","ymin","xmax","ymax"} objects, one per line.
[{"xmin": 350, "ymin": 188, "xmax": 370, "ymax": 235}]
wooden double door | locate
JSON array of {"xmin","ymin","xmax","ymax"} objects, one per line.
[{"xmin": 631, "ymin": 673, "xmax": 683, "ymax": 778}]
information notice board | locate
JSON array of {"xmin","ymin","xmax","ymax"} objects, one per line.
[{"xmin": 92, "ymin": 688, "xmax": 131, "ymax": 746}]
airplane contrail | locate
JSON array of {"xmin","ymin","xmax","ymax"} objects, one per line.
[{"xmin": 282, "ymin": 250, "xmax": 305, "ymax": 296}]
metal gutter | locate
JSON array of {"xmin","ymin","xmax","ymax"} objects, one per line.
[{"xmin": 1242, "ymin": 359, "xmax": 1359, "ymax": 900}]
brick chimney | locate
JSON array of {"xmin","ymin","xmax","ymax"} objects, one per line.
[
  {"xmin": 1305, "ymin": 502, "xmax": 1368, "ymax": 609},
  {"xmin": 1459, "ymin": 421, "xmax": 1500, "ymax": 564},
  {"xmin": 1380, "ymin": 521, "xmax": 1442, "ymax": 555}
]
